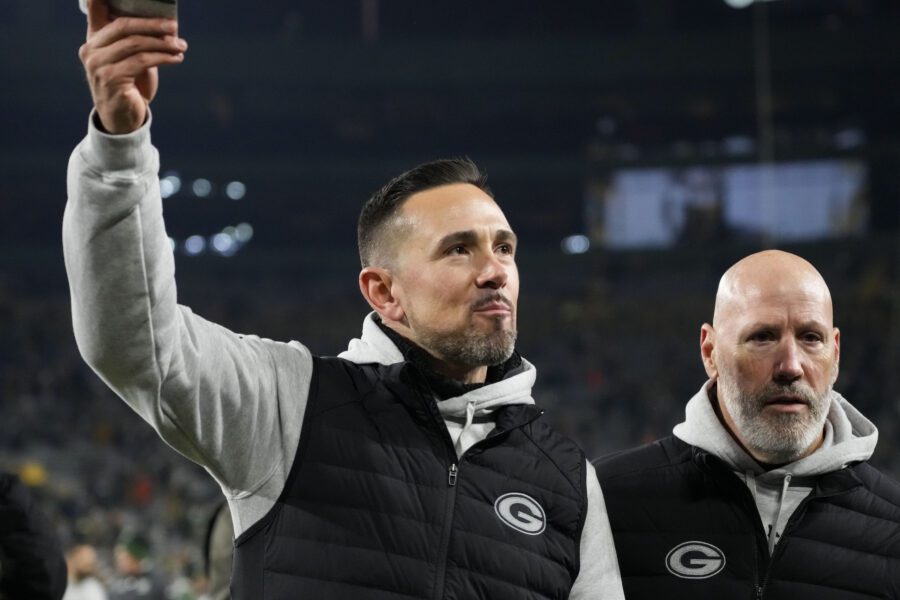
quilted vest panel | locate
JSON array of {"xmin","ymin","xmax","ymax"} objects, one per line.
[
  {"xmin": 233, "ymin": 357, "xmax": 587, "ymax": 600},
  {"xmin": 594, "ymin": 436, "xmax": 900, "ymax": 600}
]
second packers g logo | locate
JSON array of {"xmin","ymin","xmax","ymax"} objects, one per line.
[
  {"xmin": 494, "ymin": 493, "xmax": 546, "ymax": 535},
  {"xmin": 665, "ymin": 541, "xmax": 726, "ymax": 579}
]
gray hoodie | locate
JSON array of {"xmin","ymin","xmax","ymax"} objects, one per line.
[
  {"xmin": 63, "ymin": 111, "xmax": 624, "ymax": 599},
  {"xmin": 673, "ymin": 382, "xmax": 878, "ymax": 553}
]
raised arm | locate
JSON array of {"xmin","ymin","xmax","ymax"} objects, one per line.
[{"xmin": 64, "ymin": 1, "xmax": 313, "ymax": 528}]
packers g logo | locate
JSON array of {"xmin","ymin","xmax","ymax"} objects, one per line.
[
  {"xmin": 494, "ymin": 493, "xmax": 546, "ymax": 535},
  {"xmin": 665, "ymin": 541, "xmax": 726, "ymax": 579}
]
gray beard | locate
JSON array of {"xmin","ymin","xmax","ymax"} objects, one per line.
[
  {"xmin": 412, "ymin": 317, "xmax": 517, "ymax": 368},
  {"xmin": 718, "ymin": 376, "xmax": 831, "ymax": 464}
]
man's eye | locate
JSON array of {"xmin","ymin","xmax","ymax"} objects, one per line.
[
  {"xmin": 497, "ymin": 244, "xmax": 514, "ymax": 255},
  {"xmin": 749, "ymin": 331, "xmax": 776, "ymax": 342},
  {"xmin": 448, "ymin": 245, "xmax": 468, "ymax": 255},
  {"xmin": 801, "ymin": 332, "xmax": 824, "ymax": 343}
]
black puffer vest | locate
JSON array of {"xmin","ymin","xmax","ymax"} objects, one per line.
[
  {"xmin": 593, "ymin": 435, "xmax": 900, "ymax": 599},
  {"xmin": 232, "ymin": 357, "xmax": 588, "ymax": 599}
]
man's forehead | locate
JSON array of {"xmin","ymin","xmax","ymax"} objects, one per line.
[
  {"xmin": 716, "ymin": 276, "xmax": 834, "ymax": 332},
  {"xmin": 398, "ymin": 183, "xmax": 510, "ymax": 230},
  {"xmin": 713, "ymin": 250, "xmax": 834, "ymax": 330}
]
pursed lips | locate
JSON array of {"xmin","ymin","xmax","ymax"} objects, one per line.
[
  {"xmin": 472, "ymin": 296, "xmax": 513, "ymax": 315},
  {"xmin": 764, "ymin": 394, "xmax": 808, "ymax": 412}
]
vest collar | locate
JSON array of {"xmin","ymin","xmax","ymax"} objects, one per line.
[
  {"xmin": 691, "ymin": 444, "xmax": 864, "ymax": 499},
  {"xmin": 374, "ymin": 315, "xmax": 524, "ymax": 400},
  {"xmin": 380, "ymin": 361, "xmax": 542, "ymax": 434}
]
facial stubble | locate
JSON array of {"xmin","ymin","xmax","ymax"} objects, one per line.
[
  {"xmin": 411, "ymin": 312, "xmax": 517, "ymax": 368},
  {"xmin": 717, "ymin": 367, "xmax": 832, "ymax": 464}
]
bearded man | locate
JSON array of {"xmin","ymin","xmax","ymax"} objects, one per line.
[
  {"xmin": 593, "ymin": 250, "xmax": 900, "ymax": 599},
  {"xmin": 64, "ymin": 2, "xmax": 625, "ymax": 598}
]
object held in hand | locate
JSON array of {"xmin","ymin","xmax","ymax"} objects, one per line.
[
  {"xmin": 79, "ymin": 0, "xmax": 177, "ymax": 19},
  {"xmin": 109, "ymin": 0, "xmax": 177, "ymax": 18}
]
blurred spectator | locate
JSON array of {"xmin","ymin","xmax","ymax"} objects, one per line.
[
  {"xmin": 203, "ymin": 504, "xmax": 232, "ymax": 600},
  {"xmin": 63, "ymin": 544, "xmax": 107, "ymax": 600},
  {"xmin": 107, "ymin": 534, "xmax": 166, "ymax": 600},
  {"xmin": 0, "ymin": 472, "xmax": 67, "ymax": 600}
]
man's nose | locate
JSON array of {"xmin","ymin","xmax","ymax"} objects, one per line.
[
  {"xmin": 773, "ymin": 337, "xmax": 804, "ymax": 384},
  {"xmin": 475, "ymin": 253, "xmax": 509, "ymax": 289}
]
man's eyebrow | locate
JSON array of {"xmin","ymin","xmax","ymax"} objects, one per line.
[
  {"xmin": 435, "ymin": 230, "xmax": 479, "ymax": 250},
  {"xmin": 740, "ymin": 320, "xmax": 829, "ymax": 334},
  {"xmin": 495, "ymin": 229, "xmax": 518, "ymax": 245},
  {"xmin": 795, "ymin": 320, "xmax": 829, "ymax": 332},
  {"xmin": 435, "ymin": 229, "xmax": 518, "ymax": 250},
  {"xmin": 743, "ymin": 322, "xmax": 779, "ymax": 331}
]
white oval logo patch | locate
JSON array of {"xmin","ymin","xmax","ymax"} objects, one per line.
[
  {"xmin": 665, "ymin": 541, "xmax": 726, "ymax": 579},
  {"xmin": 494, "ymin": 493, "xmax": 546, "ymax": 535}
]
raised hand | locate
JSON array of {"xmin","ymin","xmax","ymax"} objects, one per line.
[{"xmin": 79, "ymin": 0, "xmax": 187, "ymax": 134}]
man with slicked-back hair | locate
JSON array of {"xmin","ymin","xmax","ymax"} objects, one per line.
[
  {"xmin": 64, "ymin": 1, "xmax": 625, "ymax": 597},
  {"xmin": 594, "ymin": 250, "xmax": 900, "ymax": 599}
]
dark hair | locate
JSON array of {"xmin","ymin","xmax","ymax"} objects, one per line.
[
  {"xmin": 357, "ymin": 157, "xmax": 492, "ymax": 267},
  {"xmin": 117, "ymin": 533, "xmax": 151, "ymax": 560}
]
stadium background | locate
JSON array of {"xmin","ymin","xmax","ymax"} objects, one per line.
[{"xmin": 1, "ymin": 0, "xmax": 898, "ymax": 595}]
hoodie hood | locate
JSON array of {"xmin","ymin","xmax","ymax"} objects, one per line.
[
  {"xmin": 674, "ymin": 381, "xmax": 879, "ymax": 554},
  {"xmin": 338, "ymin": 312, "xmax": 407, "ymax": 366},
  {"xmin": 673, "ymin": 381, "xmax": 878, "ymax": 481},
  {"xmin": 338, "ymin": 313, "xmax": 537, "ymax": 421}
]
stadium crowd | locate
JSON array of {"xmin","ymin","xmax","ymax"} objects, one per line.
[{"xmin": 1, "ymin": 238, "xmax": 897, "ymax": 596}]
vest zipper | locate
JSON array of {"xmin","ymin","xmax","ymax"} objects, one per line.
[
  {"xmin": 756, "ymin": 495, "xmax": 817, "ymax": 598},
  {"xmin": 433, "ymin": 462, "xmax": 460, "ymax": 600},
  {"xmin": 412, "ymin": 364, "xmax": 463, "ymax": 600},
  {"xmin": 703, "ymin": 458, "xmax": 773, "ymax": 600}
]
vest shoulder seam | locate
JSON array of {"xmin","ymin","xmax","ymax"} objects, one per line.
[{"xmin": 594, "ymin": 451, "xmax": 694, "ymax": 484}]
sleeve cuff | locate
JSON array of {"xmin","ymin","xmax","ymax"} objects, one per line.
[{"xmin": 81, "ymin": 108, "xmax": 156, "ymax": 173}]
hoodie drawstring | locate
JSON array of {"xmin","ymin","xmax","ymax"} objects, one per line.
[
  {"xmin": 767, "ymin": 474, "xmax": 792, "ymax": 554},
  {"xmin": 453, "ymin": 401, "xmax": 478, "ymax": 456}
]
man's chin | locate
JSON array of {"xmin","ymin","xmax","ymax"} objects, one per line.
[
  {"xmin": 748, "ymin": 418, "xmax": 825, "ymax": 460},
  {"xmin": 471, "ymin": 313, "xmax": 515, "ymax": 331}
]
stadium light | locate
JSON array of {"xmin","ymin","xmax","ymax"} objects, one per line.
[
  {"xmin": 184, "ymin": 235, "xmax": 206, "ymax": 255},
  {"xmin": 561, "ymin": 235, "xmax": 590, "ymax": 255},
  {"xmin": 192, "ymin": 178, "xmax": 213, "ymax": 198},
  {"xmin": 160, "ymin": 173, "xmax": 181, "ymax": 199},
  {"xmin": 225, "ymin": 181, "xmax": 247, "ymax": 201}
]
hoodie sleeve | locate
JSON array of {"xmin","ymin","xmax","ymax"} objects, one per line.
[
  {"xmin": 63, "ymin": 112, "xmax": 313, "ymax": 532},
  {"xmin": 568, "ymin": 460, "xmax": 625, "ymax": 599}
]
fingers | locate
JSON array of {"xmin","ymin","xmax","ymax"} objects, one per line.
[
  {"xmin": 80, "ymin": 16, "xmax": 185, "ymax": 78},
  {"xmin": 85, "ymin": 35, "xmax": 186, "ymax": 71},
  {"xmin": 86, "ymin": 0, "xmax": 111, "ymax": 36},
  {"xmin": 88, "ymin": 16, "xmax": 178, "ymax": 49},
  {"xmin": 105, "ymin": 51, "xmax": 185, "ymax": 80}
]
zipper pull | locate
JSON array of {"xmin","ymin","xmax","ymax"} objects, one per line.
[
  {"xmin": 448, "ymin": 464, "xmax": 458, "ymax": 487},
  {"xmin": 756, "ymin": 585, "xmax": 763, "ymax": 600}
]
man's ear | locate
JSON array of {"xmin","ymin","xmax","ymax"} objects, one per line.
[
  {"xmin": 359, "ymin": 267, "xmax": 405, "ymax": 322},
  {"xmin": 700, "ymin": 323, "xmax": 718, "ymax": 381},
  {"xmin": 831, "ymin": 327, "xmax": 841, "ymax": 384}
]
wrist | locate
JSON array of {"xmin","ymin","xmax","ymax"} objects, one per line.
[{"xmin": 96, "ymin": 102, "xmax": 148, "ymax": 135}]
